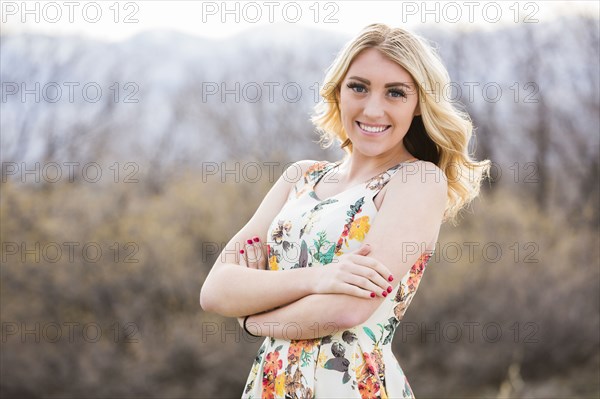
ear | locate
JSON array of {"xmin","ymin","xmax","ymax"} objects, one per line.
[
  {"xmin": 413, "ymin": 91, "xmax": 422, "ymax": 116},
  {"xmin": 413, "ymin": 103, "xmax": 421, "ymax": 117}
]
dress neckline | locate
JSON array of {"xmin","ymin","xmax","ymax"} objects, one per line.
[{"xmin": 311, "ymin": 158, "xmax": 419, "ymax": 203}]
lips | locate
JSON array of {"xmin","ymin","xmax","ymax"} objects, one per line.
[{"xmin": 356, "ymin": 121, "xmax": 391, "ymax": 135}]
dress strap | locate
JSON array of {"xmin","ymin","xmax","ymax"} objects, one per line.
[
  {"xmin": 364, "ymin": 159, "xmax": 419, "ymax": 194},
  {"xmin": 302, "ymin": 161, "xmax": 337, "ymax": 187},
  {"xmin": 290, "ymin": 161, "xmax": 336, "ymax": 199}
]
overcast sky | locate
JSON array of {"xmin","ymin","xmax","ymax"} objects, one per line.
[{"xmin": 1, "ymin": 0, "xmax": 597, "ymax": 41}]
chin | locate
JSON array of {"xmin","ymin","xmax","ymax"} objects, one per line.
[{"xmin": 350, "ymin": 141, "xmax": 390, "ymax": 157}]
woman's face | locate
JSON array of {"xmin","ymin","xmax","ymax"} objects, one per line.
[{"xmin": 339, "ymin": 48, "xmax": 420, "ymax": 158}]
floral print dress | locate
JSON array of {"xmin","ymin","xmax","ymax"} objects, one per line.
[{"xmin": 242, "ymin": 160, "xmax": 435, "ymax": 399}]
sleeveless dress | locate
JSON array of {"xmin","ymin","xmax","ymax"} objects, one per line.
[{"xmin": 242, "ymin": 159, "xmax": 435, "ymax": 399}]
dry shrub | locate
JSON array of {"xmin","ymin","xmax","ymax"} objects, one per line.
[{"xmin": 1, "ymin": 170, "xmax": 598, "ymax": 398}]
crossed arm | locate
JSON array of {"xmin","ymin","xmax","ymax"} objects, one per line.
[{"xmin": 200, "ymin": 160, "xmax": 447, "ymax": 340}]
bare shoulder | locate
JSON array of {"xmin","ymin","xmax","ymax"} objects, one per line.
[
  {"xmin": 281, "ymin": 159, "xmax": 331, "ymax": 186},
  {"xmin": 286, "ymin": 159, "xmax": 320, "ymax": 177},
  {"xmin": 397, "ymin": 160, "xmax": 446, "ymax": 189},
  {"xmin": 385, "ymin": 160, "xmax": 448, "ymax": 211}
]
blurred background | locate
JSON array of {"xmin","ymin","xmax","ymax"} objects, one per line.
[{"xmin": 1, "ymin": 1, "xmax": 598, "ymax": 398}]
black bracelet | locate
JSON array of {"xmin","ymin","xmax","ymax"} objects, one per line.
[{"xmin": 243, "ymin": 315, "xmax": 261, "ymax": 338}]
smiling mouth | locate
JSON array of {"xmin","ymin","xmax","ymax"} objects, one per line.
[{"xmin": 356, "ymin": 121, "xmax": 391, "ymax": 134}]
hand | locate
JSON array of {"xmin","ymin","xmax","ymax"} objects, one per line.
[
  {"xmin": 237, "ymin": 236, "xmax": 267, "ymax": 327},
  {"xmin": 313, "ymin": 244, "xmax": 395, "ymax": 299},
  {"xmin": 238, "ymin": 236, "xmax": 268, "ymax": 270}
]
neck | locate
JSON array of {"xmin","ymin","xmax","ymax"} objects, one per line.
[{"xmin": 337, "ymin": 150, "xmax": 416, "ymax": 184}]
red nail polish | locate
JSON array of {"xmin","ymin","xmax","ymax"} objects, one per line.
[
  {"xmin": 239, "ymin": 249, "xmax": 245, "ymax": 254},
  {"xmin": 387, "ymin": 286, "xmax": 393, "ymax": 293},
  {"xmin": 388, "ymin": 275, "xmax": 394, "ymax": 282},
  {"xmin": 253, "ymin": 237, "xmax": 260, "ymax": 242},
  {"xmin": 247, "ymin": 239, "xmax": 253, "ymax": 244},
  {"xmin": 370, "ymin": 292, "xmax": 376, "ymax": 298},
  {"xmin": 382, "ymin": 291, "xmax": 387, "ymax": 297}
]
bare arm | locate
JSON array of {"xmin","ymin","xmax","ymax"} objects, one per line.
[
  {"xmin": 240, "ymin": 161, "xmax": 448, "ymax": 335},
  {"xmin": 200, "ymin": 160, "xmax": 322, "ymax": 317},
  {"xmin": 239, "ymin": 293, "xmax": 387, "ymax": 340}
]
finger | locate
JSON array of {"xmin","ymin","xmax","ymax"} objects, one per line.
[
  {"xmin": 352, "ymin": 243, "xmax": 371, "ymax": 256},
  {"xmin": 350, "ymin": 254, "xmax": 394, "ymax": 284},
  {"xmin": 346, "ymin": 261, "xmax": 393, "ymax": 295},
  {"xmin": 344, "ymin": 274, "xmax": 388, "ymax": 298},
  {"xmin": 238, "ymin": 245, "xmax": 248, "ymax": 267},
  {"xmin": 335, "ymin": 280, "xmax": 379, "ymax": 299},
  {"xmin": 246, "ymin": 236, "xmax": 268, "ymax": 269},
  {"xmin": 253, "ymin": 236, "xmax": 268, "ymax": 270},
  {"xmin": 245, "ymin": 238, "xmax": 259, "ymax": 269}
]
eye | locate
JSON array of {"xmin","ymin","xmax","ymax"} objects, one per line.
[
  {"xmin": 389, "ymin": 88, "xmax": 407, "ymax": 98},
  {"xmin": 346, "ymin": 82, "xmax": 367, "ymax": 93}
]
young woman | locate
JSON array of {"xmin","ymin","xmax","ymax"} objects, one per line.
[{"xmin": 200, "ymin": 23, "xmax": 491, "ymax": 398}]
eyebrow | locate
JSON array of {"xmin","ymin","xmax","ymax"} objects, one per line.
[{"xmin": 347, "ymin": 76, "xmax": 413, "ymax": 89}]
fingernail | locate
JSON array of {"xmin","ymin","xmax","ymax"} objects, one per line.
[
  {"xmin": 382, "ymin": 291, "xmax": 388, "ymax": 297},
  {"xmin": 239, "ymin": 249, "xmax": 245, "ymax": 254},
  {"xmin": 388, "ymin": 275, "xmax": 394, "ymax": 282},
  {"xmin": 370, "ymin": 292, "xmax": 376, "ymax": 298},
  {"xmin": 387, "ymin": 286, "xmax": 393, "ymax": 293},
  {"xmin": 253, "ymin": 236, "xmax": 260, "ymax": 242},
  {"xmin": 247, "ymin": 239, "xmax": 253, "ymax": 244}
]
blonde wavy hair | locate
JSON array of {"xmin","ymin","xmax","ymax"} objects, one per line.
[{"xmin": 310, "ymin": 23, "xmax": 491, "ymax": 225}]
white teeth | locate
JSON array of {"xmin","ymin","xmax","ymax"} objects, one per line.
[{"xmin": 358, "ymin": 122, "xmax": 389, "ymax": 133}]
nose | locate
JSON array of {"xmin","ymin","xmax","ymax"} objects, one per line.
[{"xmin": 363, "ymin": 94, "xmax": 385, "ymax": 119}]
